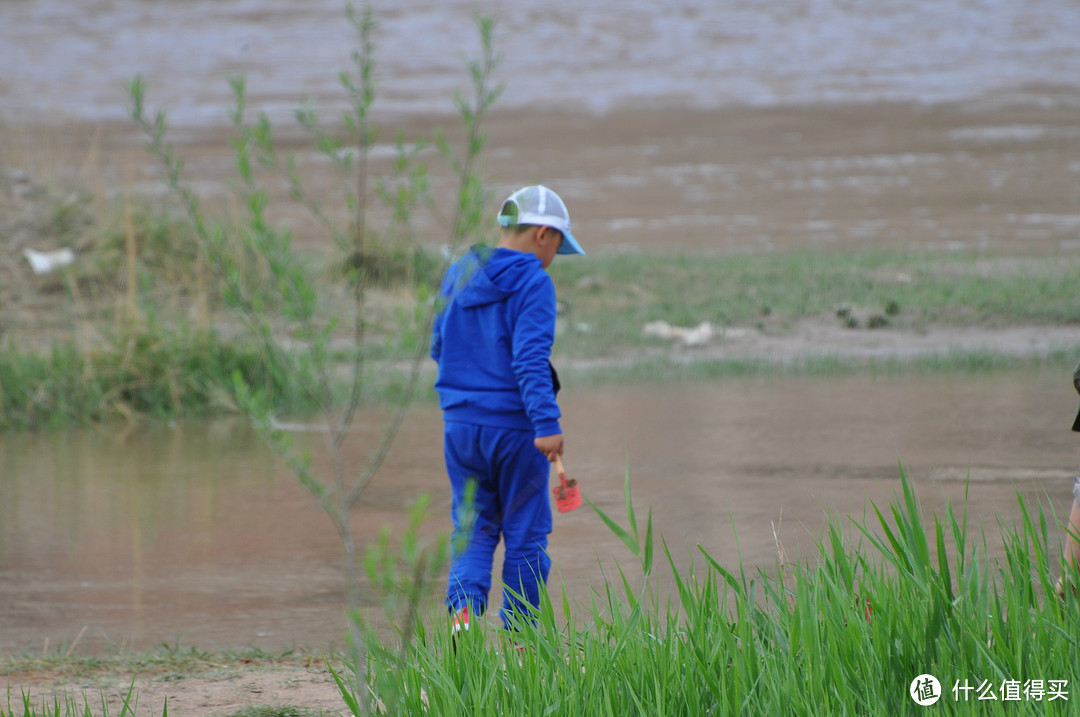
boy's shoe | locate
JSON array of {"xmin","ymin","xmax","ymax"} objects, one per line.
[{"xmin": 451, "ymin": 606, "xmax": 470, "ymax": 634}]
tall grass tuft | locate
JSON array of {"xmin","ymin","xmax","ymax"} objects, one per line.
[
  {"xmin": 347, "ymin": 466, "xmax": 1080, "ymax": 716},
  {"xmin": 0, "ymin": 322, "xmax": 314, "ymax": 430}
]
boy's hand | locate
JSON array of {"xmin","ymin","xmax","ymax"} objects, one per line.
[{"xmin": 535, "ymin": 433, "xmax": 564, "ymax": 461}]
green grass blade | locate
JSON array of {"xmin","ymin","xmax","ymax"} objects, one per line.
[
  {"xmin": 642, "ymin": 508, "xmax": 654, "ymax": 577},
  {"xmin": 585, "ymin": 497, "xmax": 639, "ymax": 557},
  {"xmin": 622, "ymin": 457, "xmax": 639, "ymax": 547},
  {"xmin": 698, "ymin": 545, "xmax": 746, "ymax": 599}
]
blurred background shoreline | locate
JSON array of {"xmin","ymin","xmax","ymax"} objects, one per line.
[{"xmin": 4, "ymin": 0, "xmax": 1080, "ymax": 128}]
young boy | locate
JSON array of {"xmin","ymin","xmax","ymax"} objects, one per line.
[{"xmin": 430, "ymin": 185, "xmax": 585, "ymax": 631}]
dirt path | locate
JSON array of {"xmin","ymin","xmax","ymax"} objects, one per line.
[{"xmin": 4, "ymin": 660, "xmax": 347, "ymax": 717}]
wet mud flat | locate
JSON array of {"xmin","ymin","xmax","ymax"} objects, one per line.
[{"xmin": 5, "ymin": 89, "xmax": 1080, "ymax": 259}]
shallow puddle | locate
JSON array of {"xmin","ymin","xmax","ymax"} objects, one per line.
[{"xmin": 1, "ymin": 369, "xmax": 1077, "ymax": 654}]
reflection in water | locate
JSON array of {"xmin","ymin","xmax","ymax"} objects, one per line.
[
  {"xmin": 0, "ymin": 420, "xmax": 296, "ymax": 652},
  {"xmin": 1, "ymin": 370, "xmax": 1077, "ymax": 654},
  {"xmin": 2, "ymin": 420, "xmax": 269, "ymax": 567}
]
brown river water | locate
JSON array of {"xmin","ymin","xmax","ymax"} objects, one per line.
[
  {"xmin": 2, "ymin": 0, "xmax": 1080, "ymax": 654},
  {"xmin": 1, "ymin": 372, "xmax": 1078, "ymax": 654}
]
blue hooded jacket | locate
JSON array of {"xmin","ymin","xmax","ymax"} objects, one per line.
[{"xmin": 431, "ymin": 246, "xmax": 561, "ymax": 438}]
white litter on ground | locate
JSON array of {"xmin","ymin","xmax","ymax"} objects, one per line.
[{"xmin": 642, "ymin": 320, "xmax": 716, "ymax": 348}]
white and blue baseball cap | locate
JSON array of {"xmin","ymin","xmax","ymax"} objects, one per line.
[{"xmin": 497, "ymin": 185, "xmax": 585, "ymax": 256}]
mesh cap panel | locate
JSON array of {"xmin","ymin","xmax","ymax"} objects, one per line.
[{"xmin": 496, "ymin": 184, "xmax": 585, "ymax": 255}]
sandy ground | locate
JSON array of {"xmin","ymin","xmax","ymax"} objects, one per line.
[{"xmin": 3, "ymin": 663, "xmax": 347, "ymax": 717}]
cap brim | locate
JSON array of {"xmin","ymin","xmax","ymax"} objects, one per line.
[{"xmin": 557, "ymin": 230, "xmax": 585, "ymax": 256}]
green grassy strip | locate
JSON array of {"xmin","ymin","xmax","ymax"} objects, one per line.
[
  {"xmin": 0, "ymin": 325, "xmax": 318, "ymax": 430},
  {"xmin": 5, "ymin": 247, "xmax": 1079, "ymax": 428},
  {"xmin": 357, "ymin": 467, "xmax": 1080, "ymax": 716},
  {"xmin": 550, "ymin": 249, "xmax": 1080, "ymax": 357},
  {"xmin": 4, "ymin": 325, "xmax": 1076, "ymax": 430}
]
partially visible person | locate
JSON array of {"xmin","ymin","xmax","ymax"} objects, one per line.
[{"xmin": 1056, "ymin": 359, "xmax": 1080, "ymax": 599}]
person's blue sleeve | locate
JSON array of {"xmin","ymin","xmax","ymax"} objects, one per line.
[{"xmin": 510, "ymin": 275, "xmax": 561, "ymax": 438}]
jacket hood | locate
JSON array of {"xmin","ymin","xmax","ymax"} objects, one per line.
[{"xmin": 453, "ymin": 246, "xmax": 542, "ymax": 308}]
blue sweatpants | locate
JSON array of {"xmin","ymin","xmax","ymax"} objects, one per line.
[{"xmin": 444, "ymin": 421, "xmax": 553, "ymax": 629}]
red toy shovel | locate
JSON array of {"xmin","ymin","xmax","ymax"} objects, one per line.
[{"xmin": 552, "ymin": 455, "xmax": 581, "ymax": 513}]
